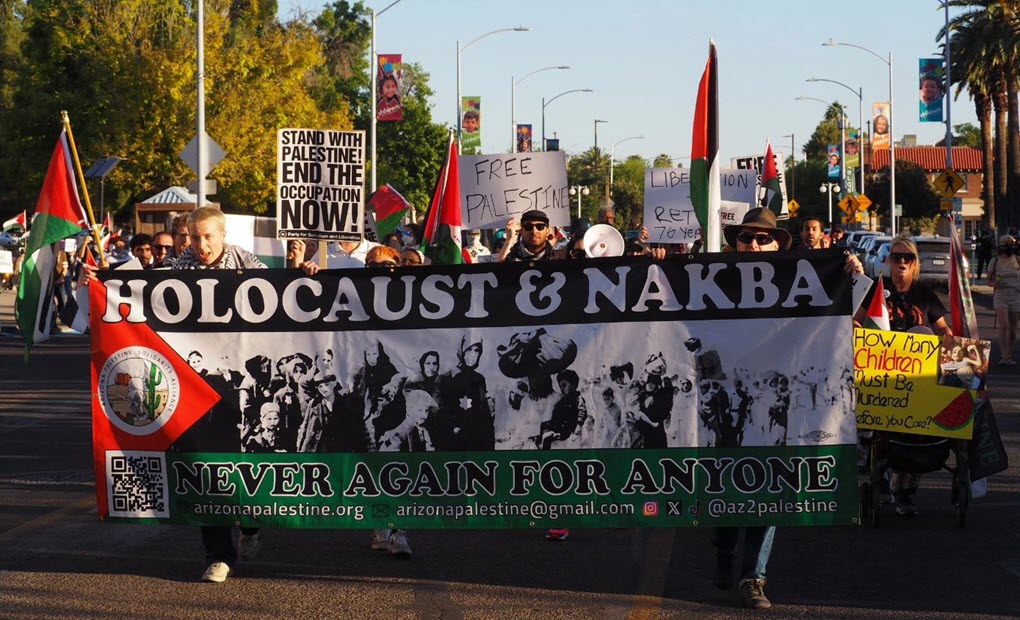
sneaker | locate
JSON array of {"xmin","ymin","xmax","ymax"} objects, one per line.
[
  {"xmin": 371, "ymin": 528, "xmax": 392, "ymax": 551},
  {"xmin": 388, "ymin": 529, "xmax": 412, "ymax": 557},
  {"xmin": 201, "ymin": 562, "xmax": 232, "ymax": 583},
  {"xmin": 739, "ymin": 578, "xmax": 772, "ymax": 610},
  {"xmin": 714, "ymin": 552, "xmax": 735, "ymax": 590},
  {"xmin": 1007, "ymin": 359, "xmax": 1017, "ymax": 367},
  {"xmin": 545, "ymin": 528, "xmax": 570, "ymax": 541},
  {"xmin": 895, "ymin": 493, "xmax": 918, "ymax": 516},
  {"xmin": 999, "ymin": 358, "xmax": 1010, "ymax": 367},
  {"xmin": 237, "ymin": 532, "xmax": 262, "ymax": 561}
]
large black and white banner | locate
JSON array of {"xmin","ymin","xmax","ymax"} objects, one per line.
[{"xmin": 91, "ymin": 252, "xmax": 859, "ymax": 529}]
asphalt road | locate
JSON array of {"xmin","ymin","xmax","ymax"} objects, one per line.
[{"xmin": 2, "ymin": 284, "xmax": 1019, "ymax": 620}]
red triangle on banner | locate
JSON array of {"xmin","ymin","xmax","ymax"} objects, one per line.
[{"xmin": 89, "ymin": 279, "xmax": 221, "ymax": 516}]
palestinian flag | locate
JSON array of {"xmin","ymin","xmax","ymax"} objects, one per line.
[
  {"xmin": 691, "ymin": 40, "xmax": 721, "ymax": 252},
  {"xmin": 16, "ymin": 129, "xmax": 88, "ymax": 353},
  {"xmin": 863, "ymin": 277, "xmax": 891, "ymax": 331},
  {"xmin": 59, "ymin": 244, "xmax": 95, "ymax": 334},
  {"xmin": 422, "ymin": 133, "xmax": 468, "ymax": 265},
  {"xmin": 368, "ymin": 184, "xmax": 411, "ymax": 240},
  {"xmin": 760, "ymin": 140, "xmax": 784, "ymax": 216},
  {"xmin": 3, "ymin": 211, "xmax": 26, "ymax": 231},
  {"xmin": 948, "ymin": 214, "xmax": 979, "ymax": 338},
  {"xmin": 223, "ymin": 214, "xmax": 287, "ymax": 268}
]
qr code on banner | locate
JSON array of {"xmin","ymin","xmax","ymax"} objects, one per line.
[{"xmin": 106, "ymin": 451, "xmax": 170, "ymax": 519}]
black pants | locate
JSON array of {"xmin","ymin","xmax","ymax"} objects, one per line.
[{"xmin": 201, "ymin": 526, "xmax": 260, "ymax": 565}]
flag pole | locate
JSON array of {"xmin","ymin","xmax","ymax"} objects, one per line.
[
  {"xmin": 426, "ymin": 130, "xmax": 455, "ymax": 257},
  {"xmin": 60, "ymin": 111, "xmax": 107, "ymax": 264}
]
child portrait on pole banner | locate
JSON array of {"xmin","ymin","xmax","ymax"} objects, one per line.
[
  {"xmin": 376, "ymin": 55, "xmax": 403, "ymax": 122},
  {"xmin": 872, "ymin": 102, "xmax": 891, "ymax": 150}
]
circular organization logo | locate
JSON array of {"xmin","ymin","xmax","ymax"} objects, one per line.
[{"xmin": 98, "ymin": 347, "xmax": 180, "ymax": 436}]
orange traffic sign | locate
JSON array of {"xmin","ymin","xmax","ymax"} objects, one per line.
[
  {"xmin": 933, "ymin": 168, "xmax": 965, "ymax": 198},
  {"xmin": 856, "ymin": 193, "xmax": 872, "ymax": 211},
  {"xmin": 838, "ymin": 196, "xmax": 853, "ymax": 213}
]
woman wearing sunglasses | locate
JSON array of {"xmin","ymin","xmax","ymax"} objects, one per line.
[
  {"xmin": 854, "ymin": 237, "xmax": 952, "ymax": 517},
  {"xmin": 987, "ymin": 235, "xmax": 1020, "ymax": 366}
]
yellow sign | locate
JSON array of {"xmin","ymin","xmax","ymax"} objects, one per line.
[
  {"xmin": 838, "ymin": 196, "xmax": 853, "ymax": 214},
  {"xmin": 940, "ymin": 199, "xmax": 954, "ymax": 212},
  {"xmin": 933, "ymin": 168, "xmax": 965, "ymax": 198},
  {"xmin": 787, "ymin": 199, "xmax": 800, "ymax": 217},
  {"xmin": 854, "ymin": 328, "xmax": 975, "ymax": 439},
  {"xmin": 856, "ymin": 194, "xmax": 872, "ymax": 211}
]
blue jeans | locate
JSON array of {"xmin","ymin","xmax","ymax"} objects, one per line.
[{"xmin": 713, "ymin": 526, "xmax": 775, "ymax": 580}]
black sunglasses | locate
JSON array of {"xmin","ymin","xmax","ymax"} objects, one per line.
[
  {"xmin": 366, "ymin": 260, "xmax": 398, "ymax": 268},
  {"xmin": 154, "ymin": 244, "xmax": 173, "ymax": 252},
  {"xmin": 522, "ymin": 223, "xmax": 548, "ymax": 232},
  {"xmin": 736, "ymin": 231, "xmax": 775, "ymax": 246},
  {"xmin": 889, "ymin": 252, "xmax": 916, "ymax": 264}
]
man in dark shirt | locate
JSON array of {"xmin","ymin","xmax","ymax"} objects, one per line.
[{"xmin": 499, "ymin": 210, "xmax": 555, "ymax": 261}]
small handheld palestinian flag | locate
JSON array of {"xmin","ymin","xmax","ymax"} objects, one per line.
[
  {"xmin": 760, "ymin": 140, "xmax": 784, "ymax": 217},
  {"xmin": 863, "ymin": 277, "xmax": 891, "ymax": 331},
  {"xmin": 690, "ymin": 40, "xmax": 721, "ymax": 252},
  {"xmin": 2, "ymin": 210, "xmax": 26, "ymax": 232}
]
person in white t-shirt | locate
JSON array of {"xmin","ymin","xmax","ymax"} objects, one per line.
[{"xmin": 290, "ymin": 238, "xmax": 381, "ymax": 273}]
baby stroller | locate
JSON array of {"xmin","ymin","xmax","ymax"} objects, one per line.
[{"xmin": 859, "ymin": 430, "xmax": 970, "ymax": 528}]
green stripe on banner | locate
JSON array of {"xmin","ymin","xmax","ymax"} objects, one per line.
[{"xmin": 111, "ymin": 445, "xmax": 858, "ymax": 529}]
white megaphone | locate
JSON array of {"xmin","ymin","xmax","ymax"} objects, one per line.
[{"xmin": 583, "ymin": 224, "xmax": 625, "ymax": 258}]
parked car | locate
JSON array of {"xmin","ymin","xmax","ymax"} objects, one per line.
[
  {"xmin": 855, "ymin": 235, "xmax": 883, "ymax": 266},
  {"xmin": 863, "ymin": 236, "xmax": 892, "ymax": 277},
  {"xmin": 847, "ymin": 231, "xmax": 878, "ymax": 252},
  {"xmin": 871, "ymin": 241, "xmax": 894, "ymax": 279},
  {"xmin": 910, "ymin": 236, "xmax": 968, "ymax": 287}
]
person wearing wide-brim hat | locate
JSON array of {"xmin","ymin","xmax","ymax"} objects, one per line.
[
  {"xmin": 723, "ymin": 207, "xmax": 792, "ymax": 251},
  {"xmin": 714, "ymin": 205, "xmax": 861, "ymax": 612}
]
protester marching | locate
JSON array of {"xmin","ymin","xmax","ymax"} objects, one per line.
[{"xmin": 0, "ymin": 7, "xmax": 1013, "ymax": 616}]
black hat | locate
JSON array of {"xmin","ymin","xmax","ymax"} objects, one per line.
[
  {"xmin": 520, "ymin": 209, "xmax": 549, "ymax": 225},
  {"xmin": 723, "ymin": 207, "xmax": 792, "ymax": 250}
]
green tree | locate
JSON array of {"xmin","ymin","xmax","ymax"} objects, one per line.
[
  {"xmin": 867, "ymin": 161, "xmax": 942, "ymax": 227},
  {"xmin": 652, "ymin": 153, "xmax": 675, "ymax": 168},
  {"xmin": 374, "ymin": 62, "xmax": 448, "ymax": 213},
  {"xmin": 610, "ymin": 154, "xmax": 648, "ymax": 230},
  {"xmin": 802, "ymin": 102, "xmax": 847, "ymax": 161},
  {"xmin": 567, "ymin": 147, "xmax": 610, "ymax": 222}
]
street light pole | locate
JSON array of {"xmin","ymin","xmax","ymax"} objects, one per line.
[
  {"xmin": 457, "ymin": 26, "xmax": 531, "ymax": 154},
  {"xmin": 593, "ymin": 119, "xmax": 607, "ymax": 151},
  {"xmin": 820, "ymin": 182, "xmax": 841, "ymax": 227},
  {"xmin": 807, "ymin": 77, "xmax": 864, "ymax": 198},
  {"xmin": 369, "ymin": 0, "xmax": 404, "ymax": 194},
  {"xmin": 541, "ymin": 89, "xmax": 592, "ymax": 151},
  {"xmin": 570, "ymin": 185, "xmax": 589, "ymax": 219},
  {"xmin": 823, "ymin": 39, "xmax": 896, "ymax": 236},
  {"xmin": 609, "ymin": 135, "xmax": 644, "ymax": 199},
  {"xmin": 511, "ymin": 65, "xmax": 570, "ymax": 153},
  {"xmin": 781, "ymin": 133, "xmax": 795, "ymax": 200}
]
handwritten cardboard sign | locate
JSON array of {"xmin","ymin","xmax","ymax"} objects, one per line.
[
  {"xmin": 854, "ymin": 328, "xmax": 975, "ymax": 439},
  {"xmin": 459, "ymin": 151, "xmax": 570, "ymax": 229},
  {"xmin": 643, "ymin": 168, "xmax": 757, "ymax": 244}
]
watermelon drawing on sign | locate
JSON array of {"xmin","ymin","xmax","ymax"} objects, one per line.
[{"xmin": 932, "ymin": 390, "xmax": 975, "ymax": 430}]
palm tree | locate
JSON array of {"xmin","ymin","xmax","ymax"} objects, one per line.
[{"xmin": 942, "ymin": 1, "xmax": 1020, "ymax": 230}]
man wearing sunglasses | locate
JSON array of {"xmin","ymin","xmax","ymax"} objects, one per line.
[
  {"xmin": 499, "ymin": 209, "xmax": 555, "ymax": 262},
  {"xmin": 152, "ymin": 231, "xmax": 175, "ymax": 268}
]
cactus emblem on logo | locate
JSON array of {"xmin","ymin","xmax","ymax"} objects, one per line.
[{"xmin": 98, "ymin": 347, "xmax": 180, "ymax": 436}]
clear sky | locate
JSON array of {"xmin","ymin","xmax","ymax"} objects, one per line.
[{"xmin": 278, "ymin": 0, "xmax": 975, "ymax": 164}]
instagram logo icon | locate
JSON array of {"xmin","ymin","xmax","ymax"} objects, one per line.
[{"xmin": 642, "ymin": 501, "xmax": 659, "ymax": 517}]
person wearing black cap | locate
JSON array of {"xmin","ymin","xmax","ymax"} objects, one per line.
[{"xmin": 498, "ymin": 210, "xmax": 555, "ymax": 262}]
